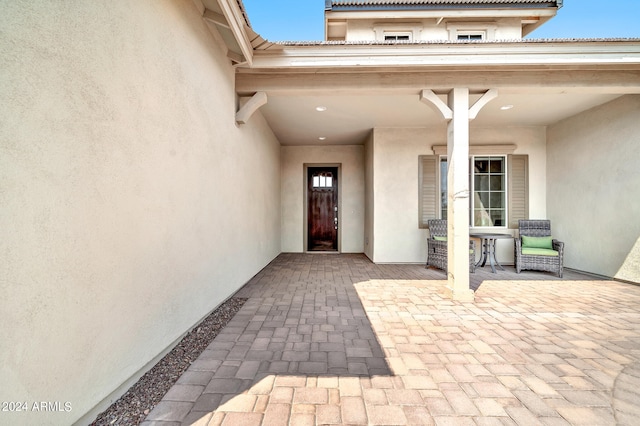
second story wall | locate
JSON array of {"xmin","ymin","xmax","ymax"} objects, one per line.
[
  {"xmin": 342, "ymin": 17, "xmax": 524, "ymax": 42},
  {"xmin": 325, "ymin": 0, "xmax": 562, "ymax": 41}
]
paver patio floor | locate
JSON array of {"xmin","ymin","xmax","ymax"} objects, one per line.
[{"xmin": 143, "ymin": 253, "xmax": 640, "ymax": 425}]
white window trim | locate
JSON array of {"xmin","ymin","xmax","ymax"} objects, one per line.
[
  {"xmin": 470, "ymin": 155, "xmax": 508, "ymax": 229},
  {"xmin": 373, "ymin": 23, "xmax": 422, "ymax": 41},
  {"xmin": 431, "ymin": 144, "xmax": 517, "ymax": 156},
  {"xmin": 446, "ymin": 22, "xmax": 497, "ymax": 41},
  {"xmin": 384, "ymin": 32, "xmax": 412, "ymax": 41},
  {"xmin": 457, "ymin": 32, "xmax": 485, "ymax": 41}
]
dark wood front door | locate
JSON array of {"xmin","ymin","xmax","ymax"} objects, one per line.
[{"xmin": 307, "ymin": 167, "xmax": 338, "ymax": 251}]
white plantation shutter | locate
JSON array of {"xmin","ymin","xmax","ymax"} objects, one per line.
[
  {"xmin": 419, "ymin": 156, "xmax": 437, "ymax": 228},
  {"xmin": 508, "ymin": 154, "xmax": 528, "ymax": 229}
]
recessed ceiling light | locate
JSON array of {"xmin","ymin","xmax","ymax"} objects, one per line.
[
  {"xmin": 318, "ymin": 136, "xmax": 327, "ymax": 141},
  {"xmin": 316, "ymin": 106, "xmax": 327, "ymax": 112},
  {"xmin": 500, "ymin": 104, "xmax": 514, "ymax": 110}
]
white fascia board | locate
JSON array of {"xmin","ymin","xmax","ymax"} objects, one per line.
[
  {"xmin": 325, "ymin": 9, "xmax": 558, "ymax": 20},
  {"xmin": 217, "ymin": 0, "xmax": 253, "ymax": 65},
  {"xmin": 249, "ymin": 42, "xmax": 640, "ymax": 70}
]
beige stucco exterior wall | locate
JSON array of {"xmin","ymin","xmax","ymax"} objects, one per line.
[
  {"xmin": 0, "ymin": 1, "xmax": 281, "ymax": 425},
  {"xmin": 281, "ymin": 145, "xmax": 365, "ymax": 253},
  {"xmin": 370, "ymin": 126, "xmax": 547, "ymax": 264},
  {"xmin": 344, "ymin": 18, "xmax": 522, "ymax": 41},
  {"xmin": 547, "ymin": 95, "xmax": 640, "ymax": 282}
]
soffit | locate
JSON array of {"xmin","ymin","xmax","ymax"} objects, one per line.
[{"xmin": 235, "ymin": 40, "xmax": 640, "ymax": 146}]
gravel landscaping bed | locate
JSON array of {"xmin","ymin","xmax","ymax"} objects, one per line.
[{"xmin": 90, "ymin": 297, "xmax": 247, "ymax": 426}]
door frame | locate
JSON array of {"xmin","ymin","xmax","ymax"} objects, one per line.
[{"xmin": 304, "ymin": 163, "xmax": 342, "ymax": 253}]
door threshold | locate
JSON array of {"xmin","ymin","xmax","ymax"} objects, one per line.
[{"xmin": 305, "ymin": 251, "xmax": 340, "ymax": 255}]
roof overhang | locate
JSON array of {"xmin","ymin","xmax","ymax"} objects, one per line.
[
  {"xmin": 234, "ymin": 39, "xmax": 640, "ymax": 145},
  {"xmin": 194, "ymin": 0, "xmax": 256, "ymax": 65},
  {"xmin": 238, "ymin": 39, "xmax": 640, "ymax": 76}
]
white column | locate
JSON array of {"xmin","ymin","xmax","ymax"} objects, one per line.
[
  {"xmin": 445, "ymin": 88, "xmax": 474, "ymax": 302},
  {"xmin": 421, "ymin": 88, "xmax": 497, "ymax": 302}
]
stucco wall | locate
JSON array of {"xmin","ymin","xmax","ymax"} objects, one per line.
[
  {"xmin": 281, "ymin": 145, "xmax": 365, "ymax": 253},
  {"xmin": 547, "ymin": 95, "xmax": 640, "ymax": 281},
  {"xmin": 371, "ymin": 126, "xmax": 547, "ymax": 264},
  {"xmin": 0, "ymin": 1, "xmax": 281, "ymax": 424}
]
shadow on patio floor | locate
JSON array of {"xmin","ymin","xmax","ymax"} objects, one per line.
[{"xmin": 144, "ymin": 253, "xmax": 640, "ymax": 426}]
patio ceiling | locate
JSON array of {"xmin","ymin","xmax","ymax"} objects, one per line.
[
  {"xmin": 235, "ymin": 40, "xmax": 640, "ymax": 146},
  {"xmin": 251, "ymin": 91, "xmax": 621, "ymax": 146}
]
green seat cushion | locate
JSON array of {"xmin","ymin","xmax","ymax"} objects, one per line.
[
  {"xmin": 433, "ymin": 236, "xmax": 447, "ymax": 241},
  {"xmin": 522, "ymin": 235, "xmax": 553, "ymax": 249},
  {"xmin": 522, "ymin": 247, "xmax": 559, "ymax": 257}
]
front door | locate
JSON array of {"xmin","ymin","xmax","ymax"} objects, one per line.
[{"xmin": 307, "ymin": 167, "xmax": 338, "ymax": 251}]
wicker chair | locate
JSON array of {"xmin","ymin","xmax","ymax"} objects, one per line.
[
  {"xmin": 514, "ymin": 220, "xmax": 564, "ymax": 277},
  {"xmin": 426, "ymin": 219, "xmax": 476, "ymax": 273}
]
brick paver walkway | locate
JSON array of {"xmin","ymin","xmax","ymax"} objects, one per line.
[{"xmin": 143, "ymin": 253, "xmax": 640, "ymax": 425}]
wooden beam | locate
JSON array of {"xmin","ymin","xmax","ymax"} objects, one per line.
[
  {"xmin": 203, "ymin": 9, "xmax": 229, "ymax": 29},
  {"xmin": 469, "ymin": 89, "xmax": 498, "ymax": 120},
  {"xmin": 420, "ymin": 89, "xmax": 452, "ymax": 120},
  {"xmin": 236, "ymin": 92, "xmax": 268, "ymax": 125},
  {"xmin": 227, "ymin": 50, "xmax": 246, "ymax": 64},
  {"xmin": 236, "ymin": 70, "xmax": 640, "ymax": 96}
]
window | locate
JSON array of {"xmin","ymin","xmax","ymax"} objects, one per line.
[
  {"xmin": 457, "ymin": 33, "xmax": 484, "ymax": 41},
  {"xmin": 312, "ymin": 172, "xmax": 333, "ymax": 188},
  {"xmin": 472, "ymin": 156, "xmax": 505, "ymax": 226},
  {"xmin": 419, "ymin": 154, "xmax": 528, "ymax": 229},
  {"xmin": 446, "ymin": 23, "xmax": 495, "ymax": 41},
  {"xmin": 374, "ymin": 24, "xmax": 421, "ymax": 42},
  {"xmin": 384, "ymin": 32, "xmax": 411, "ymax": 41}
]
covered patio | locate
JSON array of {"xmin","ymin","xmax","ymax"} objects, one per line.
[{"xmin": 143, "ymin": 253, "xmax": 640, "ymax": 425}]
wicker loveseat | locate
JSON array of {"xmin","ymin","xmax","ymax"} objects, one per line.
[
  {"xmin": 514, "ymin": 219, "xmax": 564, "ymax": 277},
  {"xmin": 426, "ymin": 219, "xmax": 476, "ymax": 273}
]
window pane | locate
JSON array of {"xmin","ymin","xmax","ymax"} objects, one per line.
[
  {"xmin": 478, "ymin": 191, "xmax": 490, "ymax": 207},
  {"xmin": 313, "ymin": 176, "xmax": 320, "ymax": 187},
  {"xmin": 490, "ymin": 175, "xmax": 504, "ymax": 191},
  {"xmin": 475, "ymin": 159, "xmax": 489, "ymax": 173},
  {"xmin": 490, "ymin": 209, "xmax": 505, "ymax": 227},
  {"xmin": 474, "ymin": 207, "xmax": 493, "ymax": 226},
  {"xmin": 490, "ymin": 192, "xmax": 505, "ymax": 209},
  {"xmin": 326, "ymin": 176, "xmax": 332, "ymax": 187},
  {"xmin": 475, "ymin": 175, "xmax": 490, "ymax": 191},
  {"xmin": 490, "ymin": 159, "xmax": 504, "ymax": 173}
]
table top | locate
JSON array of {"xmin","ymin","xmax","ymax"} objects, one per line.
[{"xmin": 469, "ymin": 233, "xmax": 513, "ymax": 239}]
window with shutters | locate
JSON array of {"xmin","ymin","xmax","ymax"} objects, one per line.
[{"xmin": 419, "ymin": 154, "xmax": 528, "ymax": 229}]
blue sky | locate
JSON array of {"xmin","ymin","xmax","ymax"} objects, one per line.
[{"xmin": 242, "ymin": 0, "xmax": 640, "ymax": 41}]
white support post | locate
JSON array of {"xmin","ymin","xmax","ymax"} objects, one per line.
[
  {"xmin": 421, "ymin": 88, "xmax": 498, "ymax": 302},
  {"xmin": 445, "ymin": 88, "xmax": 474, "ymax": 302}
]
